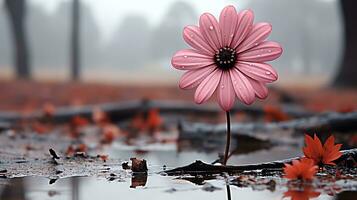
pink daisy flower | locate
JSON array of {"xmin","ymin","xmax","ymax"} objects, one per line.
[{"xmin": 171, "ymin": 5, "xmax": 283, "ymax": 111}]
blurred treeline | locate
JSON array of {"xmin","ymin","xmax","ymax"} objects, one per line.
[{"xmin": 1, "ymin": 0, "xmax": 355, "ymax": 86}]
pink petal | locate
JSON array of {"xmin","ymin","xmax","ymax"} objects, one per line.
[
  {"xmin": 183, "ymin": 26, "xmax": 215, "ymax": 56},
  {"xmin": 194, "ymin": 69, "xmax": 222, "ymax": 104},
  {"xmin": 219, "ymin": 5, "xmax": 238, "ymax": 47},
  {"xmin": 238, "ymin": 41, "xmax": 283, "ymax": 62},
  {"xmin": 247, "ymin": 77, "xmax": 268, "ymax": 99},
  {"xmin": 179, "ymin": 65, "xmax": 216, "ymax": 90},
  {"xmin": 236, "ymin": 61, "xmax": 278, "ymax": 83},
  {"xmin": 217, "ymin": 71, "xmax": 236, "ymax": 111},
  {"xmin": 229, "ymin": 68, "xmax": 255, "ymax": 105},
  {"xmin": 171, "ymin": 49, "xmax": 214, "ymax": 70},
  {"xmin": 231, "ymin": 9, "xmax": 254, "ymax": 49},
  {"xmin": 236, "ymin": 22, "xmax": 272, "ymax": 53},
  {"xmin": 199, "ymin": 13, "xmax": 222, "ymax": 50}
]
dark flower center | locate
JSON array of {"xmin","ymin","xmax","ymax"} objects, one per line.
[{"xmin": 214, "ymin": 47, "xmax": 237, "ymax": 70}]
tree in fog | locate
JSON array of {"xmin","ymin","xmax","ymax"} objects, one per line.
[
  {"xmin": 150, "ymin": 1, "xmax": 197, "ymax": 60},
  {"xmin": 26, "ymin": 1, "xmax": 100, "ymax": 77},
  {"xmin": 105, "ymin": 15, "xmax": 151, "ymax": 69},
  {"xmin": 334, "ymin": 0, "xmax": 357, "ymax": 87},
  {"xmin": 5, "ymin": 0, "xmax": 31, "ymax": 79},
  {"xmin": 70, "ymin": 0, "xmax": 80, "ymax": 80},
  {"xmin": 0, "ymin": 6, "xmax": 12, "ymax": 69}
]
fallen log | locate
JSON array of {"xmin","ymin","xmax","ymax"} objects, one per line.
[
  {"xmin": 179, "ymin": 112, "xmax": 357, "ymax": 144},
  {"xmin": 164, "ymin": 149, "xmax": 357, "ymax": 176},
  {"xmin": 0, "ymin": 100, "xmax": 312, "ymax": 124}
]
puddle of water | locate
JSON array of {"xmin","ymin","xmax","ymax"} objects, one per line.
[
  {"xmin": 0, "ymin": 174, "xmax": 339, "ymax": 200},
  {"xmin": 108, "ymin": 142, "xmax": 303, "ymax": 168}
]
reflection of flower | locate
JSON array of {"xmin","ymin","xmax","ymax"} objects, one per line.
[
  {"xmin": 171, "ymin": 5, "xmax": 282, "ymax": 111},
  {"xmin": 284, "ymin": 158, "xmax": 317, "ymax": 181},
  {"xmin": 303, "ymin": 134, "xmax": 342, "ymax": 166},
  {"xmin": 283, "ymin": 187, "xmax": 320, "ymax": 200}
]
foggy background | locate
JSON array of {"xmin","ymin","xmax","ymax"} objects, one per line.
[{"xmin": 0, "ymin": 0, "xmax": 343, "ymax": 85}]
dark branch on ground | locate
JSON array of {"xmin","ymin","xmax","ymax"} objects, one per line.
[{"xmin": 164, "ymin": 149, "xmax": 357, "ymax": 176}]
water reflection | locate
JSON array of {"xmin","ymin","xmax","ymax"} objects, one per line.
[
  {"xmin": 226, "ymin": 184, "xmax": 232, "ymax": 200},
  {"xmin": 130, "ymin": 174, "xmax": 148, "ymax": 188},
  {"xmin": 0, "ymin": 176, "xmax": 283, "ymax": 200},
  {"xmin": 0, "ymin": 178, "xmax": 25, "ymax": 200},
  {"xmin": 283, "ymin": 186, "xmax": 320, "ymax": 200}
]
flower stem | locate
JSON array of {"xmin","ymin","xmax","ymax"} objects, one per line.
[{"xmin": 223, "ymin": 111, "xmax": 231, "ymax": 166}]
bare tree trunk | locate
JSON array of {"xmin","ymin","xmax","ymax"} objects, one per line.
[
  {"xmin": 5, "ymin": 0, "xmax": 31, "ymax": 79},
  {"xmin": 334, "ymin": 0, "xmax": 357, "ymax": 87},
  {"xmin": 71, "ymin": 0, "xmax": 81, "ymax": 80}
]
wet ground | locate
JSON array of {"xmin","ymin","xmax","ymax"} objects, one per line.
[
  {"xmin": 1, "ymin": 138, "xmax": 356, "ymax": 200},
  {"xmin": 0, "ymin": 98, "xmax": 356, "ymax": 200}
]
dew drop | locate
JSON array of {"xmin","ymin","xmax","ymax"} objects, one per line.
[
  {"xmin": 265, "ymin": 71, "xmax": 271, "ymax": 75},
  {"xmin": 254, "ymin": 43, "xmax": 259, "ymax": 46},
  {"xmin": 190, "ymin": 34, "xmax": 194, "ymax": 38},
  {"xmin": 183, "ymin": 55, "xmax": 188, "ymax": 58},
  {"xmin": 230, "ymin": 34, "xmax": 234, "ymax": 38},
  {"xmin": 209, "ymin": 26, "xmax": 214, "ymax": 30}
]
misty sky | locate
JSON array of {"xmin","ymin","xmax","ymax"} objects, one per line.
[{"xmin": 30, "ymin": 0, "xmax": 238, "ymax": 40}]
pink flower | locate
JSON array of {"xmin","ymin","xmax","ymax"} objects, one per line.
[{"xmin": 171, "ymin": 5, "xmax": 283, "ymax": 111}]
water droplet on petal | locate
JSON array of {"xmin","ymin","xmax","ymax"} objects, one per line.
[
  {"xmin": 190, "ymin": 34, "xmax": 194, "ymax": 38},
  {"xmin": 265, "ymin": 71, "xmax": 271, "ymax": 75},
  {"xmin": 254, "ymin": 43, "xmax": 259, "ymax": 46},
  {"xmin": 183, "ymin": 55, "xmax": 188, "ymax": 58},
  {"xmin": 230, "ymin": 34, "xmax": 234, "ymax": 38},
  {"xmin": 209, "ymin": 26, "xmax": 214, "ymax": 30}
]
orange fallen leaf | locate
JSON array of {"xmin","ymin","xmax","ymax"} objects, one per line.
[
  {"xmin": 77, "ymin": 143, "xmax": 87, "ymax": 152},
  {"xmin": 146, "ymin": 109, "xmax": 162, "ymax": 131},
  {"xmin": 32, "ymin": 122, "xmax": 49, "ymax": 134},
  {"xmin": 263, "ymin": 105, "xmax": 290, "ymax": 122},
  {"xmin": 42, "ymin": 102, "xmax": 56, "ymax": 118},
  {"xmin": 98, "ymin": 154, "xmax": 109, "ymax": 162},
  {"xmin": 101, "ymin": 124, "xmax": 120, "ymax": 144},
  {"xmin": 65, "ymin": 145, "xmax": 75, "ymax": 156},
  {"xmin": 65, "ymin": 144, "xmax": 87, "ymax": 157},
  {"xmin": 71, "ymin": 116, "xmax": 89, "ymax": 127},
  {"xmin": 131, "ymin": 113, "xmax": 145, "ymax": 131},
  {"xmin": 283, "ymin": 158, "xmax": 317, "ymax": 181},
  {"xmin": 92, "ymin": 107, "xmax": 110, "ymax": 126},
  {"xmin": 303, "ymin": 134, "xmax": 342, "ymax": 166}
]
